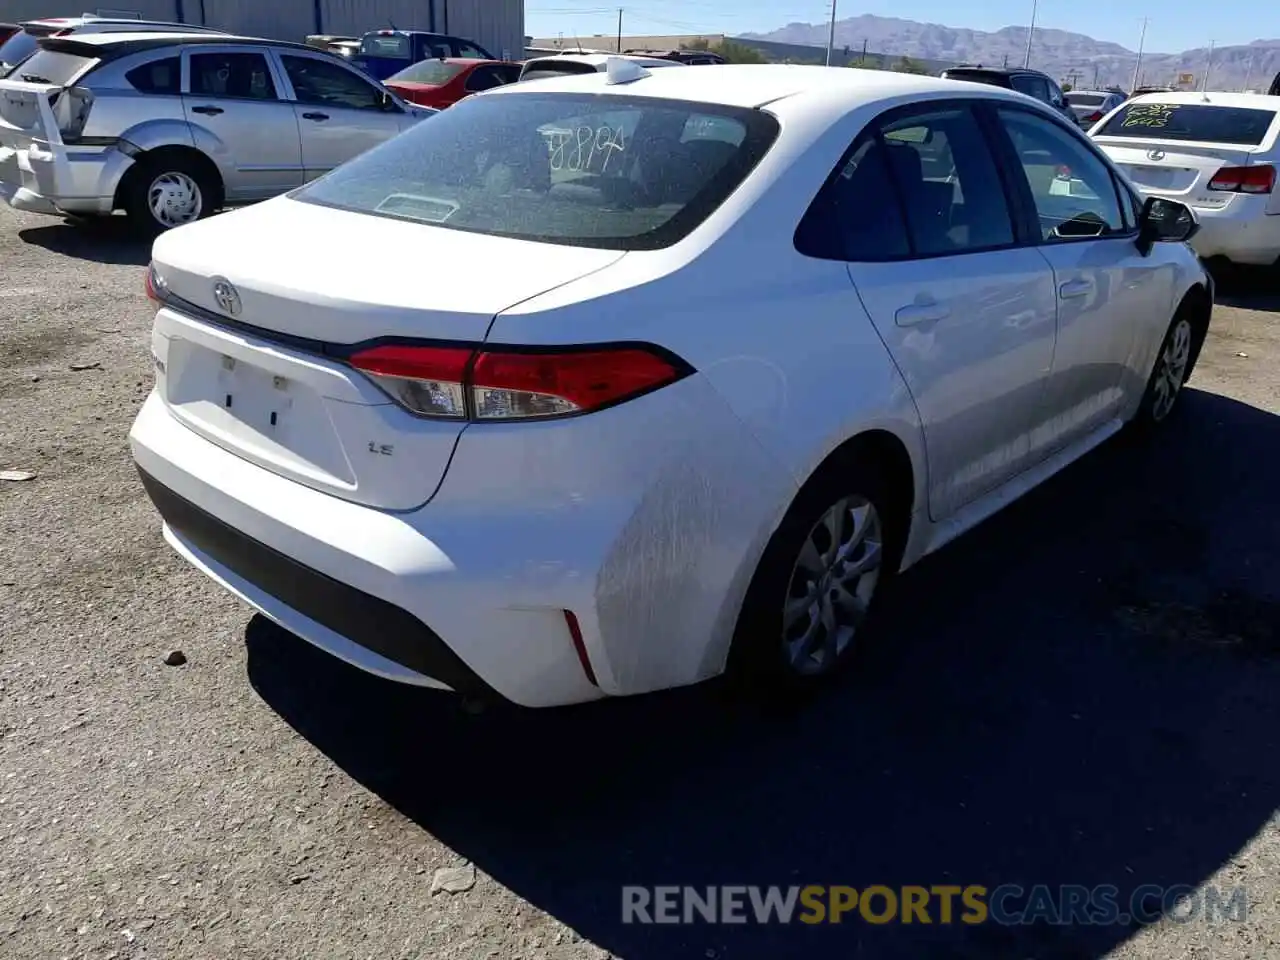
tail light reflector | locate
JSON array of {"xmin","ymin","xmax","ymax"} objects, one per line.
[
  {"xmin": 1086, "ymin": 110, "xmax": 1103, "ymax": 123},
  {"xmin": 1208, "ymin": 164, "xmax": 1275, "ymax": 194},
  {"xmin": 144, "ymin": 262, "xmax": 164, "ymax": 304},
  {"xmin": 347, "ymin": 342, "xmax": 691, "ymax": 421}
]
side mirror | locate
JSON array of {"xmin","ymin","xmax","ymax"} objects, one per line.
[{"xmin": 1136, "ymin": 196, "xmax": 1198, "ymax": 256}]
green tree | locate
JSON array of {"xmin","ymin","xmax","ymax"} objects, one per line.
[
  {"xmin": 715, "ymin": 40, "xmax": 769, "ymax": 64},
  {"xmin": 891, "ymin": 55, "xmax": 929, "ymax": 75}
]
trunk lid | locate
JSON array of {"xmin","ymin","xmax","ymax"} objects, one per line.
[
  {"xmin": 0, "ymin": 77, "xmax": 63, "ymax": 145},
  {"xmin": 150, "ymin": 197, "xmax": 626, "ymax": 511},
  {"xmin": 0, "ymin": 78, "xmax": 62, "ymax": 190},
  {"xmin": 1097, "ymin": 139, "xmax": 1257, "ymax": 206}
]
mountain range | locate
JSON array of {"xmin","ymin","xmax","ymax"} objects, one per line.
[{"xmin": 741, "ymin": 15, "xmax": 1280, "ymax": 91}]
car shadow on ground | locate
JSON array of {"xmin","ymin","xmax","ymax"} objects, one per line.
[
  {"xmin": 1208, "ymin": 264, "xmax": 1280, "ymax": 312},
  {"xmin": 18, "ymin": 217, "xmax": 151, "ymax": 266},
  {"xmin": 246, "ymin": 388, "xmax": 1279, "ymax": 959}
]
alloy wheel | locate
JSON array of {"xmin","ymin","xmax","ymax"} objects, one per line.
[
  {"xmin": 782, "ymin": 495, "xmax": 884, "ymax": 676},
  {"xmin": 1151, "ymin": 318, "xmax": 1193, "ymax": 422}
]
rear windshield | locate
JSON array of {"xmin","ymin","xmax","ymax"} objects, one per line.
[
  {"xmin": 1066, "ymin": 93, "xmax": 1106, "ymax": 106},
  {"xmin": 360, "ymin": 33, "xmax": 411, "ymax": 59},
  {"xmin": 387, "ymin": 59, "xmax": 466, "ymax": 85},
  {"xmin": 0, "ymin": 27, "xmax": 47, "ymax": 68},
  {"xmin": 942, "ymin": 70, "xmax": 1007, "ymax": 87},
  {"xmin": 292, "ymin": 92, "xmax": 779, "ymax": 250},
  {"xmin": 519, "ymin": 60, "xmax": 598, "ymax": 81},
  {"xmin": 1097, "ymin": 102, "xmax": 1278, "ymax": 145},
  {"xmin": 6, "ymin": 48, "xmax": 97, "ymax": 85}
]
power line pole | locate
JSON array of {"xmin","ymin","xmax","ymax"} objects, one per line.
[
  {"xmin": 1201, "ymin": 39, "xmax": 1216, "ymax": 91},
  {"xmin": 1022, "ymin": 0, "xmax": 1038, "ymax": 68},
  {"xmin": 1243, "ymin": 52, "xmax": 1255, "ymax": 91},
  {"xmin": 826, "ymin": 0, "xmax": 838, "ymax": 66},
  {"xmin": 1092, "ymin": 63, "xmax": 1100, "ymax": 88},
  {"xmin": 1129, "ymin": 18, "xmax": 1148, "ymax": 93},
  {"xmin": 616, "ymin": 8, "xmax": 623, "ymax": 53}
]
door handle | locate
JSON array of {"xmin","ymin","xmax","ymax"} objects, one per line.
[
  {"xmin": 1059, "ymin": 279, "xmax": 1094, "ymax": 299},
  {"xmin": 895, "ymin": 302, "xmax": 950, "ymax": 327},
  {"xmin": 301, "ymin": 112, "xmax": 330, "ymax": 121},
  {"xmin": 190, "ymin": 105, "xmax": 224, "ymax": 115}
]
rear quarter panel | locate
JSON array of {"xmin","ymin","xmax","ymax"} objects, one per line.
[{"xmin": 481, "ymin": 94, "xmax": 931, "ymax": 680}]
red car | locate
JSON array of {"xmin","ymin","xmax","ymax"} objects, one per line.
[{"xmin": 383, "ymin": 58, "xmax": 521, "ymax": 109}]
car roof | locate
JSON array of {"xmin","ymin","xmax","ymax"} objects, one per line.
[
  {"xmin": 945, "ymin": 65, "xmax": 1046, "ymax": 77},
  {"xmin": 1124, "ymin": 91, "xmax": 1280, "ymax": 109},
  {"xmin": 363, "ymin": 29, "xmax": 461, "ymax": 39},
  {"xmin": 501, "ymin": 61, "xmax": 1037, "ymax": 111},
  {"xmin": 525, "ymin": 53, "xmax": 684, "ymax": 69},
  {"xmin": 23, "ymin": 16, "xmax": 213, "ymax": 30},
  {"xmin": 43, "ymin": 32, "xmax": 315, "ymax": 54}
]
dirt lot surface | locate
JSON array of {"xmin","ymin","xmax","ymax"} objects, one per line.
[{"xmin": 1, "ymin": 207, "xmax": 1278, "ymax": 960}]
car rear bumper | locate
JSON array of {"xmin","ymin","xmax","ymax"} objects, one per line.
[
  {"xmin": 128, "ymin": 375, "xmax": 793, "ymax": 707},
  {"xmin": 136, "ymin": 466, "xmax": 496, "ymax": 698},
  {"xmin": 0, "ymin": 142, "xmax": 131, "ymax": 217}
]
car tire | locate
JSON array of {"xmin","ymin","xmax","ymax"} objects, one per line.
[
  {"xmin": 122, "ymin": 152, "xmax": 221, "ymax": 237},
  {"xmin": 1133, "ymin": 303, "xmax": 1202, "ymax": 429},
  {"xmin": 728, "ymin": 460, "xmax": 905, "ymax": 705}
]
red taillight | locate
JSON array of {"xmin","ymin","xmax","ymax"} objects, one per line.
[
  {"xmin": 1087, "ymin": 110, "xmax": 1103, "ymax": 122},
  {"xmin": 144, "ymin": 263, "xmax": 163, "ymax": 304},
  {"xmin": 346, "ymin": 342, "xmax": 690, "ymax": 421},
  {"xmin": 1208, "ymin": 164, "xmax": 1276, "ymax": 194},
  {"xmin": 563, "ymin": 610, "xmax": 598, "ymax": 686}
]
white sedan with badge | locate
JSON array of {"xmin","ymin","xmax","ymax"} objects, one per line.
[
  {"xmin": 1091, "ymin": 92, "xmax": 1280, "ymax": 268},
  {"xmin": 131, "ymin": 61, "xmax": 1213, "ymax": 708}
]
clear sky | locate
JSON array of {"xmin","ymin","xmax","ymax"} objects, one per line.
[{"xmin": 524, "ymin": 0, "xmax": 1276, "ymax": 55}]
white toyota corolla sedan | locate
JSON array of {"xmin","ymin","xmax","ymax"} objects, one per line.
[{"xmin": 130, "ymin": 60, "xmax": 1213, "ymax": 708}]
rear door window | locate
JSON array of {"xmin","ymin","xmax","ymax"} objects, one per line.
[
  {"xmin": 880, "ymin": 107, "xmax": 1016, "ymax": 255},
  {"xmin": 1096, "ymin": 102, "xmax": 1278, "ymax": 146},
  {"xmin": 795, "ymin": 136, "xmax": 911, "ymax": 261},
  {"xmin": 189, "ymin": 52, "xmax": 277, "ymax": 100},
  {"xmin": 127, "ymin": 56, "xmax": 180, "ymax": 95}
]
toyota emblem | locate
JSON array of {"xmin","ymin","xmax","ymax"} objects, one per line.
[
  {"xmin": 211, "ymin": 277, "xmax": 241, "ymax": 316},
  {"xmin": 1147, "ymin": 149, "xmax": 1166, "ymax": 162}
]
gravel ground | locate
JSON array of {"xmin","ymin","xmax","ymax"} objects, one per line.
[{"xmin": 1, "ymin": 205, "xmax": 1278, "ymax": 960}]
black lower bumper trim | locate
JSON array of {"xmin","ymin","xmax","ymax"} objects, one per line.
[{"xmin": 136, "ymin": 467, "xmax": 497, "ymax": 700}]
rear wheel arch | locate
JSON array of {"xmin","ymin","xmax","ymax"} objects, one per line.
[
  {"xmin": 725, "ymin": 427, "xmax": 918, "ymax": 694},
  {"xmin": 802, "ymin": 429, "xmax": 917, "ymax": 562},
  {"xmin": 1177, "ymin": 281, "xmax": 1212, "ymax": 377},
  {"xmin": 113, "ymin": 145, "xmax": 225, "ymax": 213}
]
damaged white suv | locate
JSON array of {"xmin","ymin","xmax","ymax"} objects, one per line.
[{"xmin": 0, "ymin": 31, "xmax": 433, "ymax": 234}]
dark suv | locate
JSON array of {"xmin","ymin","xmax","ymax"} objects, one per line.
[{"xmin": 940, "ymin": 65, "xmax": 1073, "ymax": 120}]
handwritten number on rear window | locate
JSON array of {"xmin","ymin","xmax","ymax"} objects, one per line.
[
  {"xmin": 1122, "ymin": 103, "xmax": 1174, "ymax": 129},
  {"xmin": 547, "ymin": 125, "xmax": 626, "ymax": 174}
]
